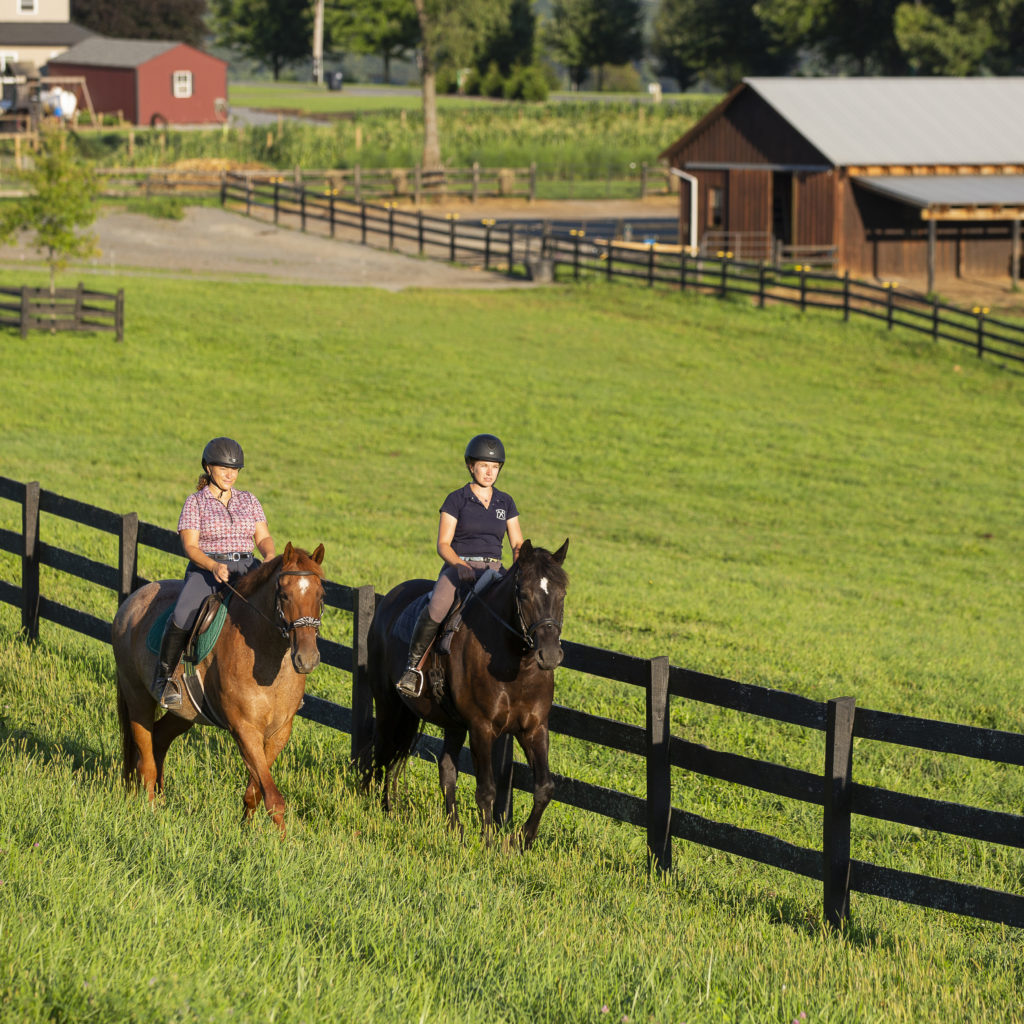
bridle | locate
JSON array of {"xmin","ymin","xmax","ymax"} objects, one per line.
[
  {"xmin": 472, "ymin": 564, "xmax": 563, "ymax": 650},
  {"xmin": 223, "ymin": 569, "xmax": 323, "ymax": 641}
]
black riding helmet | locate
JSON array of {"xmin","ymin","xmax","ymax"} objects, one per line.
[
  {"xmin": 202, "ymin": 437, "xmax": 244, "ymax": 470},
  {"xmin": 464, "ymin": 434, "xmax": 505, "ymax": 464}
]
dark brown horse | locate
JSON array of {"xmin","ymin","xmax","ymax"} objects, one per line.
[
  {"xmin": 111, "ymin": 542, "xmax": 325, "ymax": 833},
  {"xmin": 367, "ymin": 539, "xmax": 569, "ymax": 848}
]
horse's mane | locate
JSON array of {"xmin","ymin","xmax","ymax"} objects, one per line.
[{"xmin": 233, "ymin": 547, "xmax": 324, "ymax": 598}]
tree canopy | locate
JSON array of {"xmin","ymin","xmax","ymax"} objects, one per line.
[
  {"xmin": 71, "ymin": 0, "xmax": 208, "ymax": 48},
  {"xmin": 543, "ymin": 0, "xmax": 644, "ymax": 90},
  {"xmin": 324, "ymin": 0, "xmax": 419, "ymax": 84},
  {"xmin": 210, "ymin": 0, "xmax": 313, "ymax": 79}
]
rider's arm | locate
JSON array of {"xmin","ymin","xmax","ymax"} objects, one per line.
[
  {"xmin": 437, "ymin": 512, "xmax": 472, "ymax": 568},
  {"xmin": 179, "ymin": 528, "xmax": 229, "ymax": 582},
  {"xmin": 506, "ymin": 516, "xmax": 524, "ymax": 561},
  {"xmin": 253, "ymin": 521, "xmax": 276, "ymax": 561}
]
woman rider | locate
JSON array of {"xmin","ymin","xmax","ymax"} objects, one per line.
[
  {"xmin": 397, "ymin": 433, "xmax": 523, "ymax": 696},
  {"xmin": 156, "ymin": 437, "xmax": 276, "ymax": 709}
]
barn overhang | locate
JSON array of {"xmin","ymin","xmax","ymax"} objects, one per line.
[{"xmin": 852, "ymin": 174, "xmax": 1024, "ymax": 291}]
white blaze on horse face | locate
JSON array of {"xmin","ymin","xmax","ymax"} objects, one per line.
[{"xmin": 540, "ymin": 577, "xmax": 549, "ymax": 594}]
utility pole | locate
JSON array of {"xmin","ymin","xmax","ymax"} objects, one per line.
[{"xmin": 312, "ymin": 0, "xmax": 324, "ymax": 84}]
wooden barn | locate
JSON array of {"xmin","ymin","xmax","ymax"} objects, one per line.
[
  {"xmin": 46, "ymin": 37, "xmax": 228, "ymax": 126},
  {"xmin": 659, "ymin": 78, "xmax": 1024, "ymax": 289}
]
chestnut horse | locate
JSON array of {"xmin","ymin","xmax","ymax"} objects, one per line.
[
  {"xmin": 367, "ymin": 539, "xmax": 569, "ymax": 848},
  {"xmin": 112, "ymin": 542, "xmax": 325, "ymax": 833}
]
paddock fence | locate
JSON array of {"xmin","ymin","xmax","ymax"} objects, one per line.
[
  {"xmin": 220, "ymin": 175, "xmax": 1024, "ymax": 369},
  {"xmin": 1, "ymin": 474, "xmax": 1022, "ymax": 932},
  {"xmin": 0, "ymin": 283, "xmax": 124, "ymax": 341}
]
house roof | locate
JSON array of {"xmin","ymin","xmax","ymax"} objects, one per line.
[
  {"xmin": 48, "ymin": 37, "xmax": 181, "ymax": 69},
  {"xmin": 854, "ymin": 174, "xmax": 1024, "ymax": 209},
  {"xmin": 665, "ymin": 77, "xmax": 1024, "ymax": 169},
  {"xmin": 0, "ymin": 22, "xmax": 94, "ymax": 46},
  {"xmin": 747, "ymin": 77, "xmax": 1024, "ymax": 166}
]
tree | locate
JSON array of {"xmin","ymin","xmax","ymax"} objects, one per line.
[
  {"xmin": 412, "ymin": 0, "xmax": 510, "ymax": 169},
  {"xmin": 542, "ymin": 0, "xmax": 644, "ymax": 91},
  {"xmin": 653, "ymin": 0, "xmax": 794, "ymax": 91},
  {"xmin": 211, "ymin": 0, "xmax": 313, "ymax": 79},
  {"xmin": 894, "ymin": 0, "xmax": 1024, "ymax": 74},
  {"xmin": 475, "ymin": 0, "xmax": 536, "ymax": 74},
  {"xmin": 324, "ymin": 0, "xmax": 419, "ymax": 84},
  {"xmin": 71, "ymin": 0, "xmax": 209, "ymax": 48},
  {"xmin": 0, "ymin": 128, "xmax": 99, "ymax": 296}
]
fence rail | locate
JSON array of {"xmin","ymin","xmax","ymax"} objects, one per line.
[
  {"xmin": 0, "ymin": 283, "xmax": 124, "ymax": 341},
  {"xmin": 222, "ymin": 178, "xmax": 1024, "ymax": 369},
  {"xmin": 1, "ymin": 474, "xmax": 1022, "ymax": 930}
]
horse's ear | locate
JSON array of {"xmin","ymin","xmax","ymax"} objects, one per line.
[
  {"xmin": 283, "ymin": 542, "xmax": 293, "ymax": 561},
  {"xmin": 553, "ymin": 538, "xmax": 569, "ymax": 564},
  {"xmin": 311, "ymin": 543, "xmax": 325, "ymax": 564},
  {"xmin": 519, "ymin": 538, "xmax": 533, "ymax": 559}
]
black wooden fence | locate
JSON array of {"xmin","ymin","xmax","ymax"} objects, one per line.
[
  {"xmin": 1, "ymin": 474, "xmax": 1022, "ymax": 931},
  {"xmin": 0, "ymin": 283, "xmax": 124, "ymax": 341},
  {"xmin": 221, "ymin": 175, "xmax": 1024, "ymax": 369}
]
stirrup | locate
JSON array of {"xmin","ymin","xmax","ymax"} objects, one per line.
[
  {"xmin": 159, "ymin": 679, "xmax": 183, "ymax": 709},
  {"xmin": 396, "ymin": 667, "xmax": 423, "ymax": 698}
]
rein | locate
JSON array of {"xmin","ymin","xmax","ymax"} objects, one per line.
[
  {"xmin": 222, "ymin": 568, "xmax": 323, "ymax": 640},
  {"xmin": 468, "ymin": 566, "xmax": 562, "ymax": 650}
]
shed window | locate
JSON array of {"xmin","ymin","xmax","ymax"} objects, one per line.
[
  {"xmin": 172, "ymin": 70, "xmax": 192, "ymax": 98},
  {"xmin": 708, "ymin": 187, "xmax": 724, "ymax": 229},
  {"xmin": 18, "ymin": 0, "xmax": 38, "ymax": 14}
]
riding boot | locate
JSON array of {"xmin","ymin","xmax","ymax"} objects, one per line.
[
  {"xmin": 155, "ymin": 622, "xmax": 190, "ymax": 709},
  {"xmin": 396, "ymin": 606, "xmax": 441, "ymax": 697}
]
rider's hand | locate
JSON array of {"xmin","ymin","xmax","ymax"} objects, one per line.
[
  {"xmin": 456, "ymin": 562, "xmax": 477, "ymax": 583},
  {"xmin": 213, "ymin": 562, "xmax": 230, "ymax": 583}
]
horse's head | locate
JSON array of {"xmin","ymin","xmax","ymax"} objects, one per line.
[
  {"xmin": 514, "ymin": 538, "xmax": 570, "ymax": 671},
  {"xmin": 276, "ymin": 542, "xmax": 326, "ymax": 674}
]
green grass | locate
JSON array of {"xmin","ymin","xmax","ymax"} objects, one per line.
[{"xmin": 1, "ymin": 267, "xmax": 1024, "ymax": 1021}]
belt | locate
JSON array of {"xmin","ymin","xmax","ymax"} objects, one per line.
[
  {"xmin": 206, "ymin": 551, "xmax": 252, "ymax": 562},
  {"xmin": 462, "ymin": 556, "xmax": 502, "ymax": 564}
]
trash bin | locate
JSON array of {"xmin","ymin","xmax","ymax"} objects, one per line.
[{"xmin": 327, "ymin": 71, "xmax": 344, "ymax": 91}]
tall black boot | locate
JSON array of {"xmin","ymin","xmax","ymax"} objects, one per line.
[
  {"xmin": 396, "ymin": 606, "xmax": 441, "ymax": 697},
  {"xmin": 155, "ymin": 622, "xmax": 190, "ymax": 709}
]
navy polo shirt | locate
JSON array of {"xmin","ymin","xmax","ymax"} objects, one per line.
[{"xmin": 440, "ymin": 483, "xmax": 518, "ymax": 560}]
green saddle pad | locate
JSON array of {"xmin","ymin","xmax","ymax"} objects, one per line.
[{"xmin": 147, "ymin": 601, "xmax": 229, "ymax": 665}]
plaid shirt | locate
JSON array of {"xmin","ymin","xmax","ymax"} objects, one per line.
[{"xmin": 177, "ymin": 487, "xmax": 267, "ymax": 553}]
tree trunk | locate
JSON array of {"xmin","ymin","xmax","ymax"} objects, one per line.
[{"xmin": 413, "ymin": 0, "xmax": 442, "ymax": 171}]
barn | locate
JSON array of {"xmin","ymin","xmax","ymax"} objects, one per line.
[
  {"xmin": 659, "ymin": 78, "xmax": 1024, "ymax": 290},
  {"xmin": 46, "ymin": 37, "xmax": 228, "ymax": 126}
]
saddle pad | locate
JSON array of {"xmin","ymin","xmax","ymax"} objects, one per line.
[
  {"xmin": 146, "ymin": 602, "xmax": 228, "ymax": 665},
  {"xmin": 394, "ymin": 592, "xmax": 431, "ymax": 649}
]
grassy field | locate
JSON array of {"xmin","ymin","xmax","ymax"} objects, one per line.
[{"xmin": 1, "ymin": 267, "xmax": 1023, "ymax": 1022}]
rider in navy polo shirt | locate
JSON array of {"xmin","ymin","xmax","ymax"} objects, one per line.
[{"xmin": 397, "ymin": 433, "xmax": 524, "ymax": 696}]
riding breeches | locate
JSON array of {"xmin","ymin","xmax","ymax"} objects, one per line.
[{"xmin": 170, "ymin": 556, "xmax": 256, "ymax": 630}]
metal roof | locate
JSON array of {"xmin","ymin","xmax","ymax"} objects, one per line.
[
  {"xmin": 743, "ymin": 77, "xmax": 1024, "ymax": 167},
  {"xmin": 854, "ymin": 174, "xmax": 1024, "ymax": 208},
  {"xmin": 0, "ymin": 22, "xmax": 94, "ymax": 46},
  {"xmin": 49, "ymin": 37, "xmax": 180, "ymax": 69}
]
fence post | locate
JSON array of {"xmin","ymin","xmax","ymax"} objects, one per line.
[
  {"xmin": 115, "ymin": 289, "xmax": 124, "ymax": 342},
  {"xmin": 245, "ymin": 176, "xmax": 252, "ymax": 216},
  {"xmin": 360, "ymin": 203, "xmax": 367, "ymax": 245},
  {"xmin": 20, "ymin": 286, "xmax": 29, "ymax": 339},
  {"xmin": 606, "ymin": 242, "xmax": 613, "ymax": 282},
  {"xmin": 273, "ymin": 180, "xmax": 279, "ymax": 224},
  {"xmin": 350, "ymin": 585, "xmax": 376, "ymax": 774},
  {"xmin": 843, "ymin": 271, "xmax": 851, "ymax": 322},
  {"xmin": 886, "ymin": 284, "xmax": 895, "ymax": 329},
  {"xmin": 389, "ymin": 205, "xmax": 396, "ymax": 251},
  {"xmin": 932, "ymin": 298, "xmax": 939, "ymax": 342},
  {"xmin": 484, "ymin": 221, "xmax": 491, "ymax": 269},
  {"xmin": 492, "ymin": 732, "xmax": 515, "ymax": 827},
  {"xmin": 758, "ymin": 262, "xmax": 766, "ymax": 308},
  {"xmin": 118, "ymin": 512, "xmax": 138, "ymax": 606},
  {"xmin": 823, "ymin": 695, "xmax": 856, "ymax": 929},
  {"xmin": 74, "ymin": 282, "xmax": 84, "ymax": 328},
  {"xmin": 508, "ymin": 225, "xmax": 515, "ymax": 276},
  {"xmin": 329, "ymin": 191, "xmax": 336, "ymax": 238},
  {"xmin": 646, "ymin": 655, "xmax": 672, "ymax": 874},
  {"xmin": 976, "ymin": 307, "xmax": 986, "ymax": 358},
  {"xmin": 680, "ymin": 251, "xmax": 688, "ymax": 292},
  {"xmin": 800, "ymin": 266, "xmax": 807, "ymax": 311},
  {"xmin": 573, "ymin": 232, "xmax": 581, "ymax": 281},
  {"xmin": 414, "ymin": 164, "xmax": 422, "ymax": 205},
  {"xmin": 418, "ymin": 211, "xmax": 425, "ymax": 256},
  {"xmin": 22, "ymin": 481, "xmax": 40, "ymax": 641},
  {"xmin": 647, "ymin": 244, "xmax": 655, "ymax": 287},
  {"xmin": 720, "ymin": 256, "xmax": 728, "ymax": 298},
  {"xmin": 472, "ymin": 161, "xmax": 480, "ymax": 203},
  {"xmin": 300, "ymin": 186, "xmax": 307, "ymax": 232}
]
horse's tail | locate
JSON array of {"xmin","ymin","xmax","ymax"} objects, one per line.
[{"xmin": 115, "ymin": 680, "xmax": 137, "ymax": 786}]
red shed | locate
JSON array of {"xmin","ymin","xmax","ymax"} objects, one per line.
[{"xmin": 47, "ymin": 36, "xmax": 227, "ymax": 126}]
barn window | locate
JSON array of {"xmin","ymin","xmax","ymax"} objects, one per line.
[
  {"xmin": 708, "ymin": 187, "xmax": 724, "ymax": 229},
  {"xmin": 18, "ymin": 0, "xmax": 38, "ymax": 14},
  {"xmin": 172, "ymin": 70, "xmax": 193, "ymax": 99}
]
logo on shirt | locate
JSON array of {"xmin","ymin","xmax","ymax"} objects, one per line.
[{"xmin": 495, "ymin": 508, "xmax": 506, "ymax": 520}]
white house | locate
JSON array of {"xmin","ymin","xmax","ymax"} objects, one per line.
[{"xmin": 0, "ymin": 0, "xmax": 93, "ymax": 73}]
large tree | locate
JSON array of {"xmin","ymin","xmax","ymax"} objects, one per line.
[
  {"xmin": 72, "ymin": 0, "xmax": 208, "ymax": 47},
  {"xmin": 894, "ymin": 0, "xmax": 1024, "ymax": 74},
  {"xmin": 211, "ymin": 0, "xmax": 313, "ymax": 79},
  {"xmin": 653, "ymin": 0, "xmax": 793, "ymax": 90},
  {"xmin": 413, "ymin": 0, "xmax": 509, "ymax": 169},
  {"xmin": 476, "ymin": 0, "xmax": 536, "ymax": 74},
  {"xmin": 325, "ymin": 0, "xmax": 419, "ymax": 84},
  {"xmin": 542, "ymin": 0, "xmax": 644, "ymax": 91}
]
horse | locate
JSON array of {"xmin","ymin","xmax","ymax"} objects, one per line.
[
  {"xmin": 111, "ymin": 542, "xmax": 325, "ymax": 834},
  {"xmin": 366, "ymin": 538, "xmax": 569, "ymax": 849}
]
